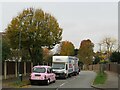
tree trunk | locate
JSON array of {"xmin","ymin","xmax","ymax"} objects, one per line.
[{"xmin": 28, "ymin": 48, "xmax": 34, "ymax": 64}]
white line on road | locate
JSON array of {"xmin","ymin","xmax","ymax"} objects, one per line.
[
  {"xmin": 60, "ymin": 83, "xmax": 66, "ymax": 87},
  {"xmin": 56, "ymin": 76, "xmax": 78, "ymax": 90},
  {"xmin": 59, "ymin": 77, "xmax": 76, "ymax": 87},
  {"xmin": 56, "ymin": 88, "xmax": 59, "ymax": 90},
  {"xmin": 55, "ymin": 82, "xmax": 67, "ymax": 90}
]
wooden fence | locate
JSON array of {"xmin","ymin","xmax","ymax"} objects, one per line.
[
  {"xmin": 89, "ymin": 63, "xmax": 120, "ymax": 74},
  {"xmin": 2, "ymin": 61, "xmax": 33, "ymax": 79}
]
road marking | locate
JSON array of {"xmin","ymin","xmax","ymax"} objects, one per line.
[
  {"xmin": 56, "ymin": 75, "xmax": 79, "ymax": 90},
  {"xmin": 56, "ymin": 88, "xmax": 59, "ymax": 90},
  {"xmin": 60, "ymin": 83, "xmax": 65, "ymax": 87}
]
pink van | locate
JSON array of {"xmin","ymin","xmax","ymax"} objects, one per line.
[{"xmin": 29, "ymin": 65, "xmax": 56, "ymax": 85}]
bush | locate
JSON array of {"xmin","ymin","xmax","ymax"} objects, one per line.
[{"xmin": 110, "ymin": 51, "xmax": 120, "ymax": 64}]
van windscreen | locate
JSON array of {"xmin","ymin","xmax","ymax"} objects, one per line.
[{"xmin": 52, "ymin": 63, "xmax": 65, "ymax": 69}]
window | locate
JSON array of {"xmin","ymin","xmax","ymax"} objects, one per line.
[
  {"xmin": 52, "ymin": 63, "xmax": 65, "ymax": 69},
  {"xmin": 33, "ymin": 67, "xmax": 46, "ymax": 73}
]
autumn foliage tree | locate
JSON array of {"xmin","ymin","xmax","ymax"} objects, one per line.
[
  {"xmin": 43, "ymin": 48, "xmax": 52, "ymax": 65},
  {"xmin": 78, "ymin": 39, "xmax": 94, "ymax": 70},
  {"xmin": 60, "ymin": 41, "xmax": 75, "ymax": 56},
  {"xmin": 5, "ymin": 8, "xmax": 62, "ymax": 65}
]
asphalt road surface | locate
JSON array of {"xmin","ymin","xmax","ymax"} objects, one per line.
[{"xmin": 29, "ymin": 71, "xmax": 97, "ymax": 89}]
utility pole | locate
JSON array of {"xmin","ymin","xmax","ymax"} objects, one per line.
[{"xmin": 17, "ymin": 14, "xmax": 33, "ymax": 82}]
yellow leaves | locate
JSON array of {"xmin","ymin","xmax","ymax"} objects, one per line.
[
  {"xmin": 34, "ymin": 9, "xmax": 44, "ymax": 21},
  {"xmin": 78, "ymin": 39, "xmax": 94, "ymax": 65},
  {"xmin": 43, "ymin": 48, "xmax": 49, "ymax": 55},
  {"xmin": 99, "ymin": 54, "xmax": 108, "ymax": 60},
  {"xmin": 60, "ymin": 41, "xmax": 75, "ymax": 56},
  {"xmin": 43, "ymin": 48, "xmax": 51, "ymax": 63},
  {"xmin": 10, "ymin": 18, "xmax": 19, "ymax": 29},
  {"xmin": 5, "ymin": 7, "xmax": 62, "ymax": 50}
]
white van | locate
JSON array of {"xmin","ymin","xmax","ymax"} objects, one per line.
[{"xmin": 52, "ymin": 56, "xmax": 79, "ymax": 78}]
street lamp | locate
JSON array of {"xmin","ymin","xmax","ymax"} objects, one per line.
[
  {"xmin": 18, "ymin": 26, "xmax": 22, "ymax": 82},
  {"xmin": 18, "ymin": 57, "xmax": 22, "ymax": 81},
  {"xmin": 18, "ymin": 17, "xmax": 23, "ymax": 82}
]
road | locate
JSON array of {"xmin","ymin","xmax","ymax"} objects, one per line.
[{"xmin": 29, "ymin": 71, "xmax": 97, "ymax": 89}]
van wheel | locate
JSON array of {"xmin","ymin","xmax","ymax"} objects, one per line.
[{"xmin": 64, "ymin": 75, "xmax": 68, "ymax": 79}]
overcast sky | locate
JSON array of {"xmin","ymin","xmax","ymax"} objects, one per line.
[{"xmin": 1, "ymin": 2, "xmax": 118, "ymax": 51}]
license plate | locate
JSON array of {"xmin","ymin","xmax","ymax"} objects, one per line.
[{"xmin": 35, "ymin": 77, "xmax": 40, "ymax": 79}]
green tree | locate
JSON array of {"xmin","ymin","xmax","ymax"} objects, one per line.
[
  {"xmin": 78, "ymin": 39, "xmax": 94, "ymax": 70},
  {"xmin": 5, "ymin": 8, "xmax": 62, "ymax": 65},
  {"xmin": 2, "ymin": 35, "xmax": 11, "ymax": 61},
  {"xmin": 60, "ymin": 41, "xmax": 75, "ymax": 56},
  {"xmin": 110, "ymin": 51, "xmax": 120, "ymax": 64},
  {"xmin": 94, "ymin": 52, "xmax": 101, "ymax": 64}
]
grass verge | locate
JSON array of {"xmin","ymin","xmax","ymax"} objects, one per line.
[
  {"xmin": 7, "ymin": 80, "xmax": 30, "ymax": 88},
  {"xmin": 93, "ymin": 72, "xmax": 107, "ymax": 85}
]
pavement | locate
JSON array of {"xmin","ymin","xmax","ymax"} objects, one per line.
[{"xmin": 91, "ymin": 71, "xmax": 119, "ymax": 90}]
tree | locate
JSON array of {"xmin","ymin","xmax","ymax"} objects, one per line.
[
  {"xmin": 78, "ymin": 39, "xmax": 94, "ymax": 70},
  {"xmin": 101, "ymin": 37, "xmax": 116, "ymax": 53},
  {"xmin": 2, "ymin": 35, "xmax": 11, "ymax": 61},
  {"xmin": 110, "ymin": 51, "xmax": 120, "ymax": 64},
  {"xmin": 43, "ymin": 48, "xmax": 51, "ymax": 65},
  {"xmin": 94, "ymin": 52, "xmax": 101, "ymax": 64},
  {"xmin": 98, "ymin": 37, "xmax": 117, "ymax": 62},
  {"xmin": 60, "ymin": 41, "xmax": 75, "ymax": 56},
  {"xmin": 5, "ymin": 8, "xmax": 62, "ymax": 65}
]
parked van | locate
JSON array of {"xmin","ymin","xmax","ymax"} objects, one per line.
[
  {"xmin": 29, "ymin": 65, "xmax": 56, "ymax": 85},
  {"xmin": 52, "ymin": 56, "xmax": 79, "ymax": 79}
]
